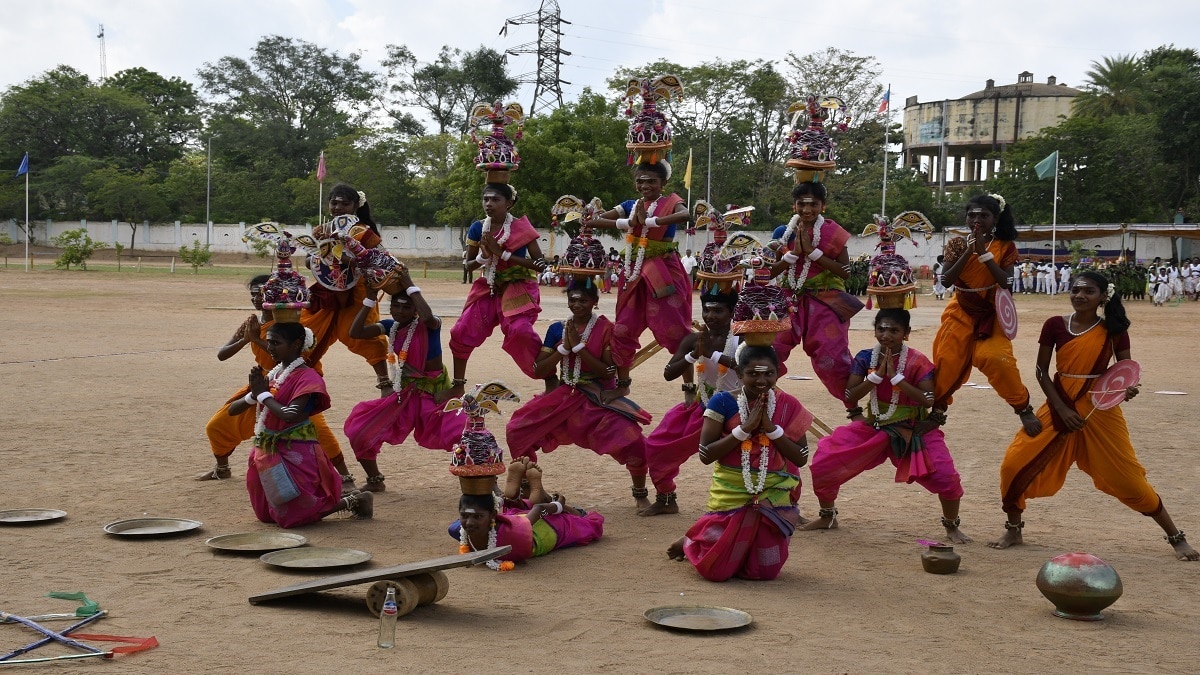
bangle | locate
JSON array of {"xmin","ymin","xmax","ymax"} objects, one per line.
[
  {"xmin": 615, "ymin": 218, "xmax": 630, "ymax": 231},
  {"xmin": 684, "ymin": 353, "xmax": 698, "ymax": 364},
  {"xmin": 243, "ymin": 392, "xmax": 255, "ymax": 406},
  {"xmin": 500, "ymin": 250, "xmax": 513, "ymax": 261},
  {"xmin": 362, "ymin": 298, "xmax": 377, "ymax": 308},
  {"xmin": 549, "ymin": 501, "xmax": 564, "ymax": 515},
  {"xmin": 845, "ymin": 406, "xmax": 864, "ymax": 419},
  {"xmin": 781, "ymin": 251, "xmax": 799, "ymax": 264},
  {"xmin": 710, "ymin": 350, "xmax": 723, "ymax": 364},
  {"xmin": 557, "ymin": 344, "xmax": 570, "ymax": 356},
  {"xmin": 405, "ymin": 285, "xmax": 421, "ymax": 296},
  {"xmin": 890, "ymin": 373, "xmax": 905, "ymax": 386},
  {"xmin": 978, "ymin": 251, "xmax": 995, "ymax": 263},
  {"xmin": 256, "ymin": 391, "xmax": 274, "ymax": 404},
  {"xmin": 645, "ymin": 216, "xmax": 658, "ymax": 227},
  {"xmin": 475, "ymin": 252, "xmax": 489, "ymax": 265},
  {"xmin": 681, "ymin": 383, "xmax": 698, "ymax": 393},
  {"xmin": 866, "ymin": 372, "xmax": 884, "ymax": 385},
  {"xmin": 765, "ymin": 426, "xmax": 785, "ymax": 440},
  {"xmin": 731, "ymin": 426, "xmax": 751, "ymax": 441},
  {"xmin": 806, "ymin": 248, "xmax": 824, "ymax": 262},
  {"xmin": 451, "ymin": 378, "xmax": 468, "ymax": 387},
  {"xmin": 615, "ymin": 378, "xmax": 632, "ymax": 389},
  {"xmin": 571, "ymin": 342, "xmax": 586, "ymax": 353}
]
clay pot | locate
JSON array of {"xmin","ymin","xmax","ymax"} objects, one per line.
[
  {"xmin": 1036, "ymin": 552, "xmax": 1122, "ymax": 621},
  {"xmin": 920, "ymin": 544, "xmax": 961, "ymax": 574}
]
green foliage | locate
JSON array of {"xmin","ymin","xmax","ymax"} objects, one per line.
[
  {"xmin": 1073, "ymin": 55, "xmax": 1149, "ymax": 118},
  {"xmin": 179, "ymin": 239, "xmax": 213, "ymax": 273},
  {"xmin": 83, "ymin": 167, "xmax": 170, "ymax": 249},
  {"xmin": 51, "ymin": 228, "xmax": 106, "ymax": 270},
  {"xmin": 383, "ymin": 45, "xmax": 518, "ymax": 135},
  {"xmin": 245, "ymin": 235, "xmax": 273, "ymax": 259},
  {"xmin": 0, "ymin": 232, "xmax": 12, "ymax": 246}
]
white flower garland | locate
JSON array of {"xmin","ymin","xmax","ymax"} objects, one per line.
[
  {"xmin": 460, "ymin": 521, "xmax": 505, "ymax": 571},
  {"xmin": 784, "ymin": 214, "xmax": 824, "ymax": 289},
  {"xmin": 480, "ymin": 213, "xmax": 514, "ymax": 290},
  {"xmin": 868, "ymin": 344, "xmax": 909, "ymax": 423},
  {"xmin": 698, "ymin": 331, "xmax": 738, "ymax": 406},
  {"xmin": 253, "ymin": 357, "xmax": 306, "ymax": 437},
  {"xmin": 736, "ymin": 388, "xmax": 777, "ymax": 494},
  {"xmin": 623, "ymin": 197, "xmax": 661, "ymax": 282},
  {"xmin": 387, "ymin": 318, "xmax": 419, "ymax": 393},
  {"xmin": 560, "ymin": 313, "xmax": 599, "ymax": 387}
]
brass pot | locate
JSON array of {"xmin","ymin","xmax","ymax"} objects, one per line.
[
  {"xmin": 920, "ymin": 545, "xmax": 961, "ymax": 574},
  {"xmin": 1035, "ymin": 552, "xmax": 1123, "ymax": 620}
]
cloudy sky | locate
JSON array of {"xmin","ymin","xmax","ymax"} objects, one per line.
[{"xmin": 3, "ymin": 0, "xmax": 1195, "ymax": 121}]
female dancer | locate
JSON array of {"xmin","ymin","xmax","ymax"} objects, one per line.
[
  {"xmin": 667, "ymin": 345, "xmax": 814, "ymax": 582},
  {"xmin": 932, "ymin": 194, "xmax": 1041, "ymax": 436},
  {"xmin": 303, "ymin": 185, "xmax": 391, "ymax": 393},
  {"xmin": 342, "ymin": 267, "xmax": 466, "ymax": 492},
  {"xmin": 768, "ymin": 181, "xmax": 859, "ymax": 401},
  {"xmin": 590, "ymin": 162, "xmax": 693, "ymax": 373},
  {"xmin": 227, "ymin": 322, "xmax": 372, "ymax": 527},
  {"xmin": 198, "ymin": 274, "xmax": 353, "ymax": 483},
  {"xmin": 987, "ymin": 271, "xmax": 1197, "ymax": 560},
  {"xmin": 801, "ymin": 309, "xmax": 969, "ymax": 542},
  {"xmin": 505, "ymin": 281, "xmax": 654, "ymax": 509},
  {"xmin": 448, "ymin": 182, "xmax": 547, "ymax": 399}
]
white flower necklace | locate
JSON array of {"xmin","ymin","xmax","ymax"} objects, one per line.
[
  {"xmin": 387, "ymin": 318, "xmax": 419, "ymax": 393},
  {"xmin": 623, "ymin": 197, "xmax": 661, "ymax": 282},
  {"xmin": 868, "ymin": 344, "xmax": 909, "ymax": 423},
  {"xmin": 480, "ymin": 213, "xmax": 515, "ymax": 290},
  {"xmin": 736, "ymin": 388, "xmax": 777, "ymax": 494},
  {"xmin": 697, "ymin": 331, "xmax": 738, "ymax": 406},
  {"xmin": 560, "ymin": 313, "xmax": 599, "ymax": 387},
  {"xmin": 254, "ymin": 357, "xmax": 306, "ymax": 437},
  {"xmin": 784, "ymin": 214, "xmax": 824, "ymax": 289},
  {"xmin": 1065, "ymin": 312, "xmax": 1101, "ymax": 337},
  {"xmin": 460, "ymin": 521, "xmax": 505, "ymax": 571}
]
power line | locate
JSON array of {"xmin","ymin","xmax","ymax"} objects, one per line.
[{"xmin": 500, "ymin": 0, "xmax": 571, "ymax": 116}]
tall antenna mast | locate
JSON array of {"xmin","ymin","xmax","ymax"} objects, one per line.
[
  {"xmin": 500, "ymin": 0, "xmax": 570, "ymax": 116},
  {"xmin": 97, "ymin": 24, "xmax": 107, "ymax": 81}
]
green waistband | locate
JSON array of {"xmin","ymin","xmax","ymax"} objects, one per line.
[
  {"xmin": 625, "ymin": 238, "xmax": 678, "ymax": 260},
  {"xmin": 496, "ymin": 265, "xmax": 536, "ymax": 283},
  {"xmin": 254, "ymin": 420, "xmax": 318, "ymax": 453}
]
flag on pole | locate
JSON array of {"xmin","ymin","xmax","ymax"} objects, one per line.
[
  {"xmin": 1035, "ymin": 150, "xmax": 1058, "ymax": 180},
  {"xmin": 877, "ymin": 87, "xmax": 891, "ymax": 113},
  {"xmin": 316, "ymin": 151, "xmax": 327, "ymax": 183},
  {"xmin": 682, "ymin": 148, "xmax": 693, "ymax": 191},
  {"xmin": 15, "ymin": 152, "xmax": 28, "ymax": 177}
]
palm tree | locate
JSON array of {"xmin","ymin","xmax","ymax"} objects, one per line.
[{"xmin": 1072, "ymin": 55, "xmax": 1150, "ymax": 118}]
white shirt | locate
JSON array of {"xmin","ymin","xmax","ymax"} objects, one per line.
[{"xmin": 681, "ymin": 255, "xmax": 698, "ymax": 274}]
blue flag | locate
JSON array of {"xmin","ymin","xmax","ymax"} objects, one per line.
[
  {"xmin": 15, "ymin": 152, "xmax": 28, "ymax": 177},
  {"xmin": 1034, "ymin": 150, "xmax": 1057, "ymax": 180}
]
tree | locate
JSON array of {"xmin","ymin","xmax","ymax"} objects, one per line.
[
  {"xmin": 783, "ymin": 48, "xmax": 887, "ymax": 125},
  {"xmin": 287, "ymin": 129, "xmax": 422, "ymax": 227},
  {"xmin": 179, "ymin": 239, "xmax": 213, "ymax": 273},
  {"xmin": 83, "ymin": 167, "xmax": 170, "ymax": 250},
  {"xmin": 382, "ymin": 45, "xmax": 518, "ymax": 135},
  {"xmin": 51, "ymin": 228, "xmax": 106, "ymax": 270},
  {"xmin": 1073, "ymin": 55, "xmax": 1150, "ymax": 118},
  {"xmin": 105, "ymin": 67, "xmax": 202, "ymax": 162}
]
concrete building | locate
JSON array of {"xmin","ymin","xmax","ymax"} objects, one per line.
[{"xmin": 903, "ymin": 71, "xmax": 1080, "ymax": 188}]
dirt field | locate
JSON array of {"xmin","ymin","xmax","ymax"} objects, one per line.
[{"xmin": 1, "ymin": 270, "xmax": 1197, "ymax": 673}]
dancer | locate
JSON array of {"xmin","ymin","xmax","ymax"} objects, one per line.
[
  {"xmin": 931, "ymin": 194, "xmax": 1041, "ymax": 436},
  {"xmin": 667, "ymin": 345, "xmax": 814, "ymax": 582},
  {"xmin": 302, "ymin": 185, "xmax": 392, "ymax": 394},
  {"xmin": 801, "ymin": 309, "xmax": 969, "ymax": 542},
  {"xmin": 449, "ymin": 101, "xmax": 547, "ymax": 399},
  {"xmin": 342, "ymin": 266, "xmax": 466, "ymax": 493},
  {"xmin": 228, "ymin": 321, "xmax": 372, "ymax": 527},
  {"xmin": 987, "ymin": 271, "xmax": 1197, "ymax": 560}
]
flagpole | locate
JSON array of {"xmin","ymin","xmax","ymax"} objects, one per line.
[
  {"xmin": 1051, "ymin": 154, "xmax": 1059, "ymax": 269},
  {"xmin": 881, "ymin": 84, "xmax": 890, "ymax": 218},
  {"xmin": 24, "ymin": 168, "xmax": 29, "ymax": 272}
]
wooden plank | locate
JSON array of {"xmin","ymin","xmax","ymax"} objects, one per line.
[{"xmin": 248, "ymin": 547, "xmax": 510, "ymax": 605}]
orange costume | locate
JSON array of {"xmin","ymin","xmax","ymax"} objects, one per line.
[
  {"xmin": 302, "ymin": 223, "xmax": 389, "ymax": 368},
  {"xmin": 205, "ymin": 320, "xmax": 345, "ymax": 463},
  {"xmin": 999, "ymin": 318, "xmax": 1160, "ymax": 516},
  {"xmin": 931, "ymin": 239, "xmax": 1030, "ymax": 410}
]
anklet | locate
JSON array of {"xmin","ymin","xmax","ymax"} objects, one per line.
[
  {"xmin": 1166, "ymin": 530, "xmax": 1187, "ymax": 545},
  {"xmin": 655, "ymin": 492, "xmax": 676, "ymax": 504},
  {"xmin": 818, "ymin": 507, "xmax": 838, "ymax": 519},
  {"xmin": 845, "ymin": 406, "xmax": 864, "ymax": 419},
  {"xmin": 940, "ymin": 516, "xmax": 961, "ymax": 529},
  {"xmin": 1015, "ymin": 405, "xmax": 1034, "ymax": 417},
  {"xmin": 366, "ymin": 474, "xmax": 386, "ymax": 485},
  {"xmin": 631, "ymin": 487, "xmax": 649, "ymax": 499},
  {"xmin": 1003, "ymin": 520, "xmax": 1025, "ymax": 530}
]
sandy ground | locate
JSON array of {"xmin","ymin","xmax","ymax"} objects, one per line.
[{"xmin": 1, "ymin": 270, "xmax": 1198, "ymax": 674}]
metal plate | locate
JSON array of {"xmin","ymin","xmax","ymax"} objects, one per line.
[
  {"xmin": 104, "ymin": 517, "xmax": 203, "ymax": 537},
  {"xmin": 643, "ymin": 605, "xmax": 753, "ymax": 632},
  {"xmin": 0, "ymin": 508, "xmax": 67, "ymax": 525},
  {"xmin": 1154, "ymin": 391, "xmax": 1188, "ymax": 395},
  {"xmin": 206, "ymin": 532, "xmax": 308, "ymax": 552},
  {"xmin": 260, "ymin": 546, "xmax": 372, "ymax": 569}
]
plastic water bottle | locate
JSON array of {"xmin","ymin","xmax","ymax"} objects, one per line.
[{"xmin": 377, "ymin": 587, "xmax": 398, "ymax": 648}]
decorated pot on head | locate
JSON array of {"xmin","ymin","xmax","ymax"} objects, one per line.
[
  {"xmin": 445, "ymin": 381, "xmax": 521, "ymax": 495},
  {"xmin": 242, "ymin": 223, "xmax": 315, "ymax": 323},
  {"xmin": 623, "ymin": 74, "xmax": 684, "ymax": 168},
  {"xmin": 861, "ymin": 211, "xmax": 933, "ymax": 310},
  {"xmin": 336, "ymin": 223, "xmax": 408, "ymax": 296},
  {"xmin": 731, "ymin": 284, "xmax": 790, "ymax": 347},
  {"xmin": 555, "ymin": 216, "xmax": 609, "ymax": 290},
  {"xmin": 784, "ymin": 95, "xmax": 849, "ymax": 184},
  {"xmin": 470, "ymin": 100, "xmax": 524, "ymax": 185},
  {"xmin": 550, "ymin": 194, "xmax": 604, "ymax": 237},
  {"xmin": 693, "ymin": 200, "xmax": 744, "ymax": 294}
]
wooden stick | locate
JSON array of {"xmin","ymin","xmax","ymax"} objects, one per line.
[{"xmin": 629, "ymin": 342, "xmax": 664, "ymax": 370}]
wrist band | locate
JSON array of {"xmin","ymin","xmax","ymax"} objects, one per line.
[
  {"xmin": 243, "ymin": 393, "xmax": 255, "ymax": 406},
  {"xmin": 362, "ymin": 298, "xmax": 377, "ymax": 308},
  {"xmin": 405, "ymin": 286, "xmax": 421, "ymax": 296},
  {"xmin": 475, "ymin": 252, "xmax": 489, "ymax": 265},
  {"xmin": 977, "ymin": 251, "xmax": 995, "ymax": 263},
  {"xmin": 866, "ymin": 372, "xmax": 884, "ymax": 385},
  {"xmin": 550, "ymin": 501, "xmax": 564, "ymax": 515},
  {"xmin": 645, "ymin": 216, "xmax": 658, "ymax": 227},
  {"xmin": 684, "ymin": 353, "xmax": 698, "ymax": 364},
  {"xmin": 710, "ymin": 350, "xmax": 723, "ymax": 364},
  {"xmin": 765, "ymin": 426, "xmax": 785, "ymax": 440},
  {"xmin": 571, "ymin": 343, "xmax": 585, "ymax": 353},
  {"xmin": 781, "ymin": 251, "xmax": 799, "ymax": 264},
  {"xmin": 500, "ymin": 250, "xmax": 512, "ymax": 261},
  {"xmin": 806, "ymin": 248, "xmax": 824, "ymax": 262},
  {"xmin": 731, "ymin": 426, "xmax": 751, "ymax": 441},
  {"xmin": 557, "ymin": 344, "xmax": 570, "ymax": 356},
  {"xmin": 256, "ymin": 391, "xmax": 274, "ymax": 404},
  {"xmin": 890, "ymin": 373, "xmax": 906, "ymax": 386},
  {"xmin": 615, "ymin": 218, "xmax": 630, "ymax": 231}
]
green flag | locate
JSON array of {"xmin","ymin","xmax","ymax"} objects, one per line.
[{"xmin": 1034, "ymin": 150, "xmax": 1058, "ymax": 180}]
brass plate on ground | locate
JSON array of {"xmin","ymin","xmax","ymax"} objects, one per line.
[
  {"xmin": 206, "ymin": 532, "xmax": 308, "ymax": 552},
  {"xmin": 643, "ymin": 606, "xmax": 753, "ymax": 632},
  {"xmin": 260, "ymin": 547, "xmax": 372, "ymax": 569}
]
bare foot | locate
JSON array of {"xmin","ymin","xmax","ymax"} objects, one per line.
[
  {"xmin": 195, "ymin": 465, "xmax": 231, "ymax": 481},
  {"xmin": 986, "ymin": 528, "xmax": 1023, "ymax": 549},
  {"xmin": 638, "ymin": 494, "xmax": 679, "ymax": 517},
  {"xmin": 1171, "ymin": 539, "xmax": 1200, "ymax": 561},
  {"xmin": 945, "ymin": 526, "xmax": 973, "ymax": 544},
  {"xmin": 361, "ymin": 475, "xmax": 386, "ymax": 493},
  {"xmin": 634, "ymin": 494, "xmax": 652, "ymax": 511},
  {"xmin": 525, "ymin": 466, "xmax": 553, "ymax": 505},
  {"xmin": 800, "ymin": 515, "xmax": 837, "ymax": 531},
  {"xmin": 503, "ymin": 460, "xmax": 527, "ymax": 501},
  {"xmin": 1019, "ymin": 410, "xmax": 1043, "ymax": 437},
  {"xmin": 666, "ymin": 537, "xmax": 685, "ymax": 561}
]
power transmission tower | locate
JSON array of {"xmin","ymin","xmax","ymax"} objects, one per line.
[
  {"xmin": 499, "ymin": 0, "xmax": 571, "ymax": 116},
  {"xmin": 97, "ymin": 24, "xmax": 107, "ymax": 81}
]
